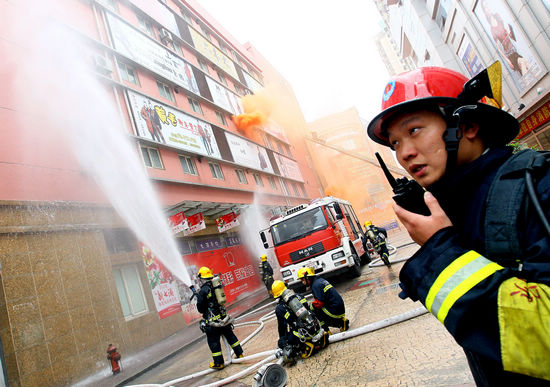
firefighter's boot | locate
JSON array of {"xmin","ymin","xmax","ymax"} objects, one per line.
[
  {"xmin": 301, "ymin": 342, "xmax": 315, "ymax": 359},
  {"xmin": 209, "ymin": 362, "xmax": 224, "ymax": 370},
  {"xmin": 341, "ymin": 318, "xmax": 350, "ymax": 332}
]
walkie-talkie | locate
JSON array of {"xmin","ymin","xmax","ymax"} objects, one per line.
[{"xmin": 375, "ymin": 152, "xmax": 431, "ymax": 216}]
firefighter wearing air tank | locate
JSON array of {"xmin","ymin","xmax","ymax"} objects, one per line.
[
  {"xmin": 364, "ymin": 221, "xmax": 390, "ymax": 266},
  {"xmin": 258, "ymin": 254, "xmax": 274, "ymax": 293},
  {"xmin": 195, "ymin": 266, "xmax": 243, "ymax": 370},
  {"xmin": 297, "ymin": 267, "xmax": 349, "ymax": 332},
  {"xmin": 272, "ymin": 280, "xmax": 329, "ymax": 360}
]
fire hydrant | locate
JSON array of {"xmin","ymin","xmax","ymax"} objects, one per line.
[{"xmin": 107, "ymin": 344, "xmax": 121, "ymax": 374}]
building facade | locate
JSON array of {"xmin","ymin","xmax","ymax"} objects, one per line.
[
  {"xmin": 306, "ymin": 108, "xmax": 407, "ymax": 231},
  {"xmin": 0, "ymin": 0, "xmax": 322, "ymax": 385},
  {"xmin": 372, "ymin": 0, "xmax": 550, "ymax": 149}
]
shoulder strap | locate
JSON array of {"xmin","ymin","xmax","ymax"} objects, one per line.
[{"xmin": 485, "ymin": 150, "xmax": 550, "ymax": 264}]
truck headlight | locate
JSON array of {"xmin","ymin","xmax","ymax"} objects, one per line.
[
  {"xmin": 282, "ymin": 270, "xmax": 292, "ymax": 278},
  {"xmin": 331, "ymin": 251, "xmax": 345, "ymax": 260}
]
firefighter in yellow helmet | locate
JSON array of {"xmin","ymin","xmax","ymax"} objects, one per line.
[
  {"xmin": 272, "ymin": 280, "xmax": 328, "ymax": 361},
  {"xmin": 195, "ymin": 266, "xmax": 243, "ymax": 369},
  {"xmin": 363, "ymin": 221, "xmax": 390, "ymax": 266},
  {"xmin": 297, "ymin": 267, "xmax": 349, "ymax": 332},
  {"xmin": 258, "ymin": 254, "xmax": 274, "ymax": 293}
]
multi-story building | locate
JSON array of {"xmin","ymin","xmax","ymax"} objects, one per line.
[
  {"xmin": 0, "ymin": 0, "xmax": 321, "ymax": 385},
  {"xmin": 306, "ymin": 108, "xmax": 407, "ymax": 230},
  {"xmin": 372, "ymin": 0, "xmax": 550, "ymax": 149}
]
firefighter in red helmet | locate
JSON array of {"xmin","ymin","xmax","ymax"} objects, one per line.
[{"xmin": 367, "ymin": 63, "xmax": 550, "ymax": 384}]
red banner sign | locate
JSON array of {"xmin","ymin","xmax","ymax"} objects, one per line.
[
  {"xmin": 168, "ymin": 211, "xmax": 187, "ymax": 234},
  {"xmin": 141, "ymin": 243, "xmax": 182, "ymax": 319},
  {"xmin": 216, "ymin": 212, "xmax": 240, "ymax": 233},
  {"xmin": 518, "ymin": 99, "xmax": 550, "ymax": 139},
  {"xmin": 183, "ymin": 212, "xmax": 206, "ymax": 236}
]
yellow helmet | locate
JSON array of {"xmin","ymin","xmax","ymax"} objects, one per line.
[
  {"xmin": 364, "ymin": 221, "xmax": 372, "ymax": 227},
  {"xmin": 260, "ymin": 254, "xmax": 267, "ymax": 262},
  {"xmin": 198, "ymin": 266, "xmax": 213, "ymax": 279},
  {"xmin": 271, "ymin": 280, "xmax": 287, "ymax": 298},
  {"xmin": 297, "ymin": 267, "xmax": 315, "ymax": 279}
]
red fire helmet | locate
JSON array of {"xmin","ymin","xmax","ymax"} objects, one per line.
[{"xmin": 367, "ymin": 66, "xmax": 518, "ymax": 147}]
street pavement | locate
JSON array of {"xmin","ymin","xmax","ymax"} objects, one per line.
[{"xmin": 126, "ymin": 232, "xmax": 475, "ymax": 387}]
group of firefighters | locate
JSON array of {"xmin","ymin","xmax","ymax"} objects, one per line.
[
  {"xmin": 192, "ymin": 62, "xmax": 550, "ymax": 384},
  {"xmin": 194, "ymin": 221, "xmax": 386, "ymax": 369}
]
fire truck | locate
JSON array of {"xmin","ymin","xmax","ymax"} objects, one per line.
[{"xmin": 259, "ymin": 197, "xmax": 368, "ymax": 288}]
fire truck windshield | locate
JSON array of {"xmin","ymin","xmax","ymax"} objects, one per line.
[{"xmin": 271, "ymin": 207, "xmax": 328, "ymax": 246}]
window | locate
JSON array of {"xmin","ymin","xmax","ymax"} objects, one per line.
[
  {"xmin": 200, "ymin": 24, "xmax": 210, "ymax": 39},
  {"xmin": 280, "ymin": 178, "xmax": 289, "ymax": 195},
  {"xmin": 103, "ymin": 228, "xmax": 138, "ymax": 254},
  {"xmin": 283, "ymin": 144, "xmax": 292, "ymax": 157},
  {"xmin": 137, "ymin": 16, "xmax": 154, "ymax": 37},
  {"xmin": 209, "ymin": 162, "xmax": 224, "ymax": 179},
  {"xmin": 253, "ymin": 173, "xmax": 263, "ymax": 186},
  {"xmin": 277, "ymin": 141, "xmax": 285, "ymax": 154},
  {"xmin": 100, "ymin": 0, "xmax": 118, "ymax": 12},
  {"xmin": 187, "ymin": 97, "xmax": 203, "ymax": 114},
  {"xmin": 114, "ymin": 265, "xmax": 148, "ymax": 319},
  {"xmin": 234, "ymin": 84, "xmax": 242, "ymax": 95},
  {"xmin": 198, "ymin": 58, "xmax": 208, "ymax": 72},
  {"xmin": 264, "ymin": 135, "xmax": 273, "ymax": 150},
  {"xmin": 141, "ymin": 145, "xmax": 163, "ymax": 168},
  {"xmin": 268, "ymin": 176, "xmax": 277, "ymax": 190},
  {"xmin": 291, "ymin": 181, "xmax": 300, "ymax": 196},
  {"xmin": 118, "ymin": 62, "xmax": 139, "ymax": 85},
  {"xmin": 235, "ymin": 169, "xmax": 248, "ymax": 184},
  {"xmin": 219, "ymin": 45, "xmax": 228, "ymax": 55},
  {"xmin": 299, "ymin": 184, "xmax": 307, "ymax": 198},
  {"xmin": 180, "ymin": 9, "xmax": 191, "ymax": 24},
  {"xmin": 215, "ymin": 111, "xmax": 227, "ymax": 125},
  {"xmin": 179, "ymin": 155, "xmax": 197, "ymax": 175},
  {"xmin": 217, "ymin": 71, "xmax": 227, "ymax": 86},
  {"xmin": 157, "ymin": 80, "xmax": 174, "ymax": 102}
]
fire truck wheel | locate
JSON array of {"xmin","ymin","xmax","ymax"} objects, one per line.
[{"xmin": 348, "ymin": 254, "xmax": 361, "ymax": 278}]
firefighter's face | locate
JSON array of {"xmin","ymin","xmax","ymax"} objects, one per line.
[{"xmin": 387, "ymin": 110, "xmax": 448, "ymax": 188}]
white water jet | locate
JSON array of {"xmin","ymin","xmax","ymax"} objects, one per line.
[
  {"xmin": 238, "ymin": 193, "xmax": 281, "ymax": 278},
  {"xmin": 10, "ymin": 2, "xmax": 191, "ymax": 285}
]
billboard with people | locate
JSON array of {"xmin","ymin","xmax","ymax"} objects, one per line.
[
  {"xmin": 127, "ymin": 90, "xmax": 221, "ymax": 159},
  {"xmin": 475, "ymin": 0, "xmax": 543, "ymax": 93}
]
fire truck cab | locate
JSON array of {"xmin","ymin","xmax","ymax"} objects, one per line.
[{"xmin": 260, "ymin": 197, "xmax": 367, "ymax": 287}]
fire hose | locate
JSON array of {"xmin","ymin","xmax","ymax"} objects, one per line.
[
  {"xmin": 126, "ymin": 304, "xmax": 428, "ymax": 387},
  {"xmin": 126, "ymin": 243, "xmax": 426, "ymax": 387}
]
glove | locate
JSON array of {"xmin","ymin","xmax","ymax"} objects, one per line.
[
  {"xmin": 199, "ymin": 319, "xmax": 207, "ymax": 333},
  {"xmin": 312, "ymin": 299, "xmax": 324, "ymax": 309}
]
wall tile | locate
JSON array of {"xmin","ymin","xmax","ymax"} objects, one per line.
[
  {"xmin": 42, "ymin": 312, "xmax": 72, "ymax": 341},
  {"xmin": 16, "ymin": 343, "xmax": 49, "ymax": 376}
]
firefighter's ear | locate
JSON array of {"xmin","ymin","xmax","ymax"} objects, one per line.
[{"xmin": 461, "ymin": 122, "xmax": 480, "ymax": 139}]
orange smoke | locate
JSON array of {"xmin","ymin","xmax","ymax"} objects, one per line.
[
  {"xmin": 232, "ymin": 112, "xmax": 266, "ymax": 141},
  {"xmin": 232, "ymin": 111, "xmax": 266, "ymax": 130}
]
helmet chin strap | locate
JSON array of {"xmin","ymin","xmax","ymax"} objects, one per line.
[{"xmin": 442, "ymin": 105, "xmax": 478, "ymax": 172}]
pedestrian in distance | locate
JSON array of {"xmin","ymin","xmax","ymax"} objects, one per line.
[
  {"xmin": 194, "ymin": 266, "xmax": 243, "ymax": 370},
  {"xmin": 367, "ymin": 63, "xmax": 550, "ymax": 385},
  {"xmin": 297, "ymin": 267, "xmax": 349, "ymax": 332}
]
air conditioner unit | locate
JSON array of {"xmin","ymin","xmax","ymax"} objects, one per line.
[
  {"xmin": 160, "ymin": 28, "xmax": 173, "ymax": 42},
  {"xmin": 93, "ymin": 54, "xmax": 113, "ymax": 75}
]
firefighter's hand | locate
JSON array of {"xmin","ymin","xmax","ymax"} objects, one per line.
[
  {"xmin": 312, "ymin": 299, "xmax": 324, "ymax": 309},
  {"xmin": 199, "ymin": 319, "xmax": 207, "ymax": 333},
  {"xmin": 393, "ymin": 192, "xmax": 452, "ymax": 246}
]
